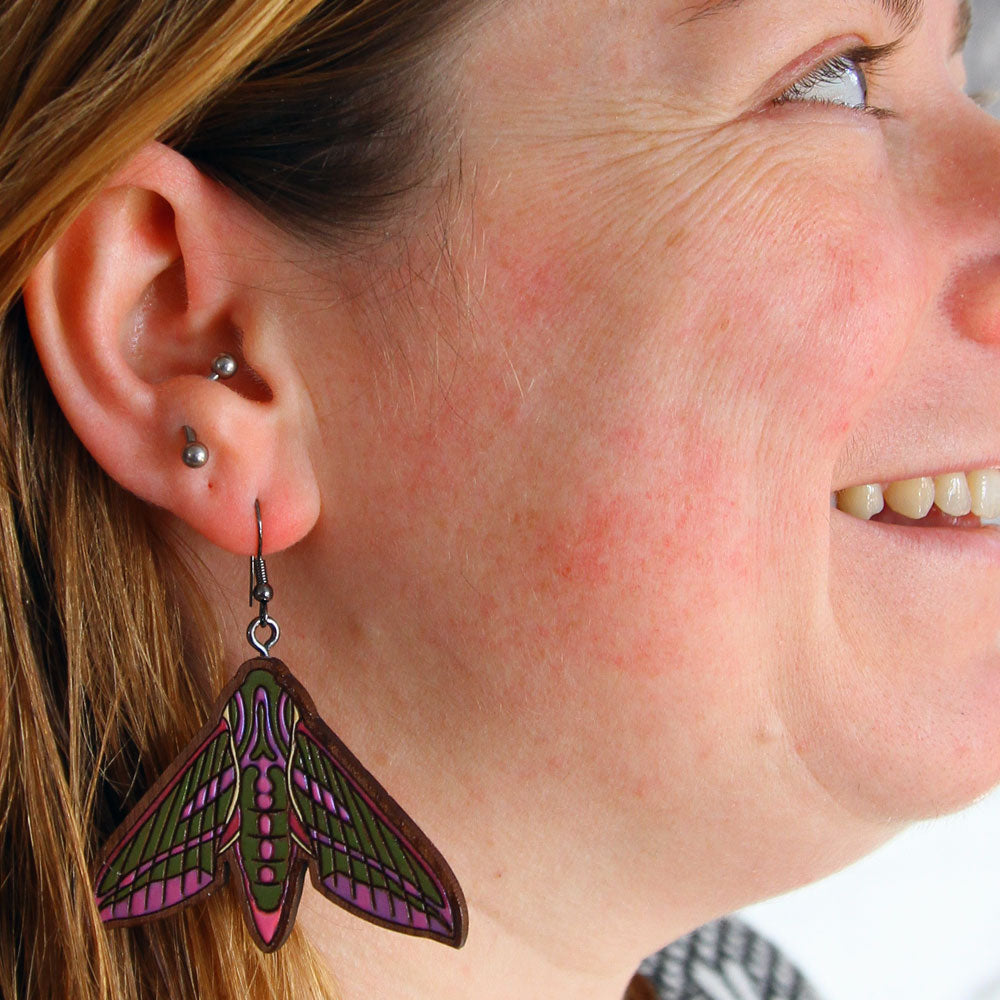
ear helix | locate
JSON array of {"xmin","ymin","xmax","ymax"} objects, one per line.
[{"xmin": 180, "ymin": 353, "xmax": 237, "ymax": 468}]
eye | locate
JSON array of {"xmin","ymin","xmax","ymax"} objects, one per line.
[
  {"xmin": 779, "ymin": 54, "xmax": 869, "ymax": 110},
  {"xmin": 774, "ymin": 43, "xmax": 901, "ymax": 119}
]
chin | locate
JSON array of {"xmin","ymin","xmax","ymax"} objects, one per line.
[{"xmin": 790, "ymin": 660, "xmax": 1000, "ymax": 827}]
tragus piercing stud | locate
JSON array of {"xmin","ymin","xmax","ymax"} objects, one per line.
[
  {"xmin": 181, "ymin": 426, "xmax": 209, "ymax": 468},
  {"xmin": 179, "ymin": 354, "xmax": 239, "ymax": 468},
  {"xmin": 208, "ymin": 353, "xmax": 238, "ymax": 382}
]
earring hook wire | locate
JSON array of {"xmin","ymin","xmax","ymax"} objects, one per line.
[{"xmin": 247, "ymin": 499, "xmax": 280, "ymax": 657}]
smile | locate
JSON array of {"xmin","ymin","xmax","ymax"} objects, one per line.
[{"xmin": 832, "ymin": 469, "xmax": 1000, "ymax": 528}]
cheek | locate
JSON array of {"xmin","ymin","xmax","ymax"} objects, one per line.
[
  {"xmin": 458, "ymin": 144, "xmax": 972, "ymax": 824},
  {"xmin": 365, "ymin": 126, "xmax": 951, "ymax": 843},
  {"xmin": 488, "ymin": 128, "xmax": 923, "ymax": 493},
  {"xmin": 441, "ymin": 143, "xmax": 917, "ymax": 674}
]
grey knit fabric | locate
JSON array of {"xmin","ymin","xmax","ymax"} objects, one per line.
[{"xmin": 637, "ymin": 919, "xmax": 822, "ymax": 1000}]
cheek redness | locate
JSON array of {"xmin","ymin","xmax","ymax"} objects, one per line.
[
  {"xmin": 528, "ymin": 429, "xmax": 754, "ymax": 599},
  {"xmin": 535, "ymin": 495, "xmax": 632, "ymax": 587},
  {"xmin": 486, "ymin": 214, "xmax": 576, "ymax": 325}
]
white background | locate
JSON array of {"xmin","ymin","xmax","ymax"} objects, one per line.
[
  {"xmin": 741, "ymin": 792, "xmax": 1000, "ymax": 1000},
  {"xmin": 738, "ymin": 4, "xmax": 1000, "ymax": 997}
]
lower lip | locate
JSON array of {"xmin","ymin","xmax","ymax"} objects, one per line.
[{"xmin": 832, "ymin": 507, "xmax": 1000, "ymax": 569}]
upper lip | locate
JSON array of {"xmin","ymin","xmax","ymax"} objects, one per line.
[{"xmin": 832, "ymin": 458, "xmax": 1000, "ymax": 494}]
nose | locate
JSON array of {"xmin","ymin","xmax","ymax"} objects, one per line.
[
  {"xmin": 937, "ymin": 101, "xmax": 1000, "ymax": 346},
  {"xmin": 949, "ymin": 255, "xmax": 1000, "ymax": 346}
]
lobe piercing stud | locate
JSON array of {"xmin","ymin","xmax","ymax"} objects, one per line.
[{"xmin": 181, "ymin": 426, "xmax": 209, "ymax": 468}]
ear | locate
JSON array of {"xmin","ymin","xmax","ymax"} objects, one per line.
[{"xmin": 22, "ymin": 143, "xmax": 320, "ymax": 554}]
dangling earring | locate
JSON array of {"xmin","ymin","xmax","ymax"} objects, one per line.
[{"xmin": 93, "ymin": 366, "xmax": 468, "ymax": 954}]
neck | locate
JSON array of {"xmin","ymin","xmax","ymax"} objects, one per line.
[
  {"xmin": 195, "ymin": 540, "xmax": 775, "ymax": 999},
  {"xmin": 296, "ymin": 884, "xmax": 657, "ymax": 1000}
]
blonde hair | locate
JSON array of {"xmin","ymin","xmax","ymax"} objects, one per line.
[{"xmin": 0, "ymin": 0, "xmax": 476, "ymax": 996}]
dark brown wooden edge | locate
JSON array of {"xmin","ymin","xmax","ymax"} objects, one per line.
[{"xmin": 624, "ymin": 973, "xmax": 659, "ymax": 1000}]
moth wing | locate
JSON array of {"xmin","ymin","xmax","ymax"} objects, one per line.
[
  {"xmin": 95, "ymin": 717, "xmax": 239, "ymax": 924},
  {"xmin": 289, "ymin": 720, "xmax": 466, "ymax": 947}
]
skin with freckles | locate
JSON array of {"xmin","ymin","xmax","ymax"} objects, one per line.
[{"xmin": 21, "ymin": 0, "xmax": 1000, "ymax": 997}]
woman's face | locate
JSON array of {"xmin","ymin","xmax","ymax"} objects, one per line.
[{"xmin": 291, "ymin": 0, "xmax": 1000, "ymax": 928}]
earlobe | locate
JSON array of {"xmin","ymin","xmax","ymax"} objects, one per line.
[{"xmin": 21, "ymin": 143, "xmax": 320, "ymax": 554}]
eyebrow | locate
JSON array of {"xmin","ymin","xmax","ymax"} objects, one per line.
[{"xmin": 679, "ymin": 0, "xmax": 974, "ymax": 55}]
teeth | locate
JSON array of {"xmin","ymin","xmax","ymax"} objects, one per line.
[
  {"xmin": 884, "ymin": 477, "xmax": 935, "ymax": 519},
  {"xmin": 835, "ymin": 484, "xmax": 885, "ymax": 521},
  {"xmin": 835, "ymin": 468, "xmax": 1000, "ymax": 524},
  {"xmin": 968, "ymin": 469, "xmax": 1000, "ymax": 518},
  {"xmin": 934, "ymin": 473, "xmax": 972, "ymax": 516}
]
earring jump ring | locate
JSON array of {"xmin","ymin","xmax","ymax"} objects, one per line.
[{"xmin": 247, "ymin": 613, "xmax": 280, "ymax": 657}]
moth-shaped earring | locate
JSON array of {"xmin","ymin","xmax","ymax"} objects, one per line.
[{"xmin": 93, "ymin": 499, "xmax": 468, "ymax": 952}]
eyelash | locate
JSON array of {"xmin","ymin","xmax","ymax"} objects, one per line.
[{"xmin": 775, "ymin": 41, "xmax": 901, "ymax": 120}]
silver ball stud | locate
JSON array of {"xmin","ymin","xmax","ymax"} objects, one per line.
[
  {"xmin": 209, "ymin": 353, "xmax": 238, "ymax": 381},
  {"xmin": 181, "ymin": 426, "xmax": 208, "ymax": 468}
]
